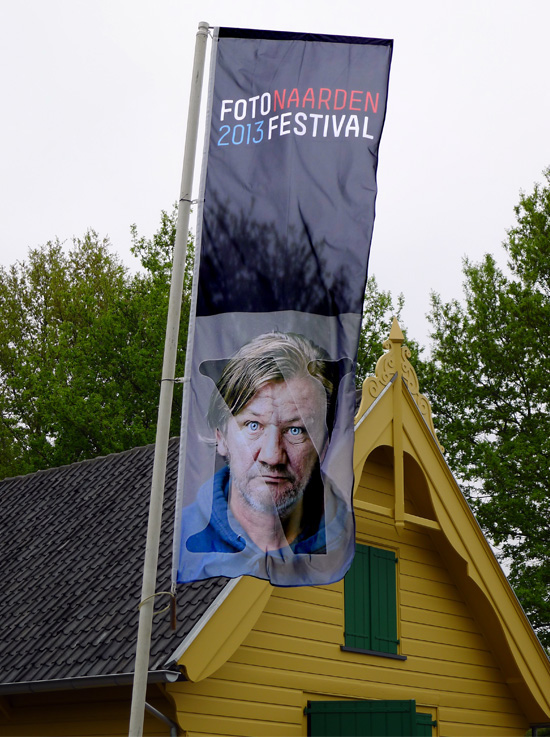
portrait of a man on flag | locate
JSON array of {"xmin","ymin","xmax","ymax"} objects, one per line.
[{"xmin": 179, "ymin": 331, "xmax": 355, "ymax": 584}]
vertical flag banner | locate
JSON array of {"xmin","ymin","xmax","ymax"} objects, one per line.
[{"xmin": 174, "ymin": 27, "xmax": 392, "ymax": 586}]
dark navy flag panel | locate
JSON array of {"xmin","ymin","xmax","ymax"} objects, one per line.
[
  {"xmin": 197, "ymin": 28, "xmax": 393, "ymax": 317},
  {"xmin": 174, "ymin": 28, "xmax": 392, "ymax": 588},
  {"xmin": 218, "ymin": 27, "xmax": 393, "ymax": 43}
]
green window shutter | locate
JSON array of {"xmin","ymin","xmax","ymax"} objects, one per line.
[
  {"xmin": 345, "ymin": 544, "xmax": 371, "ymax": 649},
  {"xmin": 306, "ymin": 699, "xmax": 417, "ymax": 737},
  {"xmin": 344, "ymin": 544, "xmax": 399, "ymax": 654},
  {"xmin": 371, "ymin": 547, "xmax": 399, "ymax": 654},
  {"xmin": 416, "ymin": 712, "xmax": 437, "ymax": 736}
]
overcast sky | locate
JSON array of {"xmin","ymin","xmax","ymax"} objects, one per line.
[{"xmin": 2, "ymin": 0, "xmax": 549, "ymax": 346}]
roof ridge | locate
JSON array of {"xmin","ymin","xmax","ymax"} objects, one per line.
[{"xmin": 0, "ymin": 436, "xmax": 181, "ymax": 484}]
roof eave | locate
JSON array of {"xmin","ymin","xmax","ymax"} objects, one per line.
[{"xmin": 0, "ymin": 669, "xmax": 183, "ymax": 695}]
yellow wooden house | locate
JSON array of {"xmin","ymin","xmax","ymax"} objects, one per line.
[
  {"xmin": 165, "ymin": 320, "xmax": 550, "ymax": 736},
  {"xmin": 1, "ymin": 321, "xmax": 549, "ymax": 736}
]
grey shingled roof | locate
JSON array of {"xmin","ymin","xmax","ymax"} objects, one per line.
[{"xmin": 0, "ymin": 437, "xmax": 228, "ymax": 687}]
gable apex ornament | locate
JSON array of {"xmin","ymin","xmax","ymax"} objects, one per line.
[{"xmin": 356, "ymin": 317, "xmax": 443, "ymax": 451}]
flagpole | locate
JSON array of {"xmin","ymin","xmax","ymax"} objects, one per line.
[{"xmin": 128, "ymin": 20, "xmax": 210, "ymax": 737}]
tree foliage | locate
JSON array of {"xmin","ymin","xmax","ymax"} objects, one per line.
[
  {"xmin": 0, "ymin": 207, "xmax": 413, "ymax": 480},
  {"xmin": 0, "ymin": 208, "xmax": 416, "ymax": 478},
  {"xmin": 0, "ymin": 206, "xmax": 191, "ymax": 478},
  {"xmin": 425, "ymin": 168, "xmax": 550, "ymax": 649}
]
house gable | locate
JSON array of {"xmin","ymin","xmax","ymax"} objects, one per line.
[
  {"xmin": 169, "ymin": 473, "xmax": 533, "ymax": 735},
  {"xmin": 168, "ymin": 320, "xmax": 550, "ymax": 736},
  {"xmin": 353, "ymin": 320, "xmax": 550, "ymax": 723}
]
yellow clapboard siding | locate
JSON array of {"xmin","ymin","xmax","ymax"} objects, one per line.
[
  {"xmin": 439, "ymin": 705, "xmax": 528, "ymax": 730},
  {"xmin": 400, "ymin": 537, "xmax": 444, "ymax": 561},
  {"xmin": 174, "ymin": 692, "xmax": 299, "ymax": 724},
  {"xmin": 228, "ymin": 645, "xmax": 519, "ymax": 707},
  {"xmin": 401, "ymin": 619, "xmax": 489, "ymax": 651},
  {"xmin": 252, "ymin": 611, "xmax": 342, "ymax": 643},
  {"xmin": 400, "ymin": 572, "xmax": 463, "ymax": 603},
  {"xmin": 358, "ymin": 489, "xmax": 419, "ymax": 515},
  {"xmin": 239, "ymin": 629, "xmax": 505, "ymax": 685},
  {"xmin": 402, "ymin": 604, "xmax": 480, "ymax": 634},
  {"xmin": 185, "ymin": 734, "xmax": 262, "ymax": 737},
  {"xmin": 207, "ymin": 659, "xmax": 523, "ymax": 724},
  {"xmin": 171, "ymin": 677, "xmax": 303, "ymax": 707},
  {"xmin": 355, "ymin": 519, "xmax": 433, "ymax": 552},
  {"xmin": 273, "ymin": 584, "xmax": 342, "ymax": 608},
  {"xmin": 0, "ymin": 702, "xmax": 169, "ymax": 737},
  {"xmin": 358, "ymin": 460, "xmax": 423, "ymax": 514},
  {"xmin": 214, "ymin": 655, "xmax": 514, "ymax": 702},
  {"xmin": 333, "ymin": 654, "xmax": 513, "ymax": 703},
  {"xmin": 0, "ymin": 716, "xmax": 161, "ymax": 737},
  {"xmin": 357, "ymin": 474, "xmax": 393, "ymax": 494},
  {"xmin": 264, "ymin": 595, "xmax": 343, "ymax": 626},
  {"xmin": 441, "ymin": 725, "xmax": 527, "ymax": 737},
  {"xmin": 400, "ymin": 557, "xmax": 457, "ymax": 586},
  {"xmin": 400, "ymin": 578, "xmax": 463, "ymax": 612},
  {"xmin": 353, "ymin": 513, "xmax": 395, "ymax": 532},
  {"xmin": 176, "ymin": 711, "xmax": 300, "ymax": 737},
  {"xmin": 243, "ymin": 629, "xmax": 343, "ymax": 658},
  {"xmin": 394, "ymin": 534, "xmax": 442, "ymax": 558},
  {"xmin": 342, "ymin": 660, "xmax": 510, "ymax": 700},
  {"xmin": 401, "ymin": 588, "xmax": 471, "ymax": 617},
  {"xmin": 403, "ymin": 637, "xmax": 499, "ymax": 668},
  {"xmin": 0, "ymin": 690, "xmax": 172, "ymax": 737},
  {"xmin": 243, "ymin": 628, "xmax": 506, "ymax": 689},
  {"xmin": 357, "ymin": 487, "xmax": 393, "ymax": 509},
  {"xmin": 360, "ymin": 461, "xmax": 393, "ymax": 489},
  {"xmin": 355, "ymin": 527, "xmax": 434, "ymax": 557},
  {"xmin": 0, "ymin": 727, "xmax": 128, "ymax": 737}
]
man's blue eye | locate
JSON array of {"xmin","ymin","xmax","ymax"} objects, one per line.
[
  {"xmin": 288, "ymin": 427, "xmax": 303, "ymax": 436},
  {"xmin": 247, "ymin": 421, "xmax": 260, "ymax": 431}
]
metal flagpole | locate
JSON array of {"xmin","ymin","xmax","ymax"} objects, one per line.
[{"xmin": 128, "ymin": 20, "xmax": 210, "ymax": 737}]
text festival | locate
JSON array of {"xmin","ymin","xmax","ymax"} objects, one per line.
[{"xmin": 217, "ymin": 87, "xmax": 381, "ymax": 146}]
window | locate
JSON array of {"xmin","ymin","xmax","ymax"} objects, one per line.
[
  {"xmin": 306, "ymin": 700, "xmax": 437, "ymax": 737},
  {"xmin": 343, "ymin": 543, "xmax": 402, "ymax": 658}
]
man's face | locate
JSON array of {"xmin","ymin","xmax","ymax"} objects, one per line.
[{"xmin": 216, "ymin": 376, "xmax": 328, "ymax": 517}]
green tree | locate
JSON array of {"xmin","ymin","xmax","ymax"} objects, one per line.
[
  {"xmin": 425, "ymin": 168, "xmax": 550, "ymax": 650},
  {"xmin": 0, "ymin": 206, "xmax": 191, "ymax": 479},
  {"xmin": 0, "ymin": 205, "xmax": 416, "ymax": 484}
]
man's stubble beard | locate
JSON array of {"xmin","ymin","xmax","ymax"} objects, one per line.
[{"xmin": 229, "ymin": 457, "xmax": 307, "ymax": 518}]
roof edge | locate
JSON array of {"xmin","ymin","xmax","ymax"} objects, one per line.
[
  {"xmin": 168, "ymin": 576, "xmax": 272, "ymax": 682},
  {"xmin": 0, "ymin": 669, "xmax": 183, "ymax": 695},
  {"xmin": 0, "ymin": 437, "xmax": 181, "ymax": 484},
  {"xmin": 166, "ymin": 577, "xmax": 240, "ymax": 667}
]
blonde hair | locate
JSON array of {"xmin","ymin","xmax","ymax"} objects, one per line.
[{"xmin": 207, "ymin": 332, "xmax": 333, "ymax": 432}]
